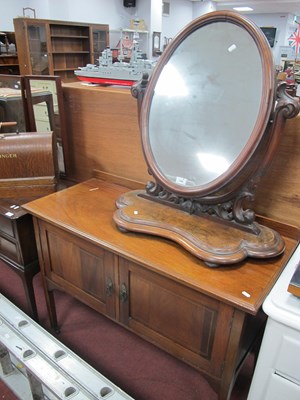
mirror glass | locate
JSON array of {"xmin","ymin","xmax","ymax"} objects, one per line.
[{"xmin": 148, "ymin": 21, "xmax": 263, "ymax": 189}]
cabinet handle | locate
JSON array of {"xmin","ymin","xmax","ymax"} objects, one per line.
[
  {"xmin": 105, "ymin": 278, "xmax": 113, "ymax": 297},
  {"xmin": 119, "ymin": 283, "xmax": 128, "ymax": 303}
]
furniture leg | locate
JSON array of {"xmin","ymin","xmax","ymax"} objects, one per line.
[
  {"xmin": 44, "ymin": 282, "xmax": 60, "ymax": 333},
  {"xmin": 20, "ymin": 269, "xmax": 39, "ymax": 322},
  {"xmin": 219, "ymin": 310, "xmax": 246, "ymax": 400}
]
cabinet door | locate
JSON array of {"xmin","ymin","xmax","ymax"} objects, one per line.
[
  {"xmin": 118, "ymin": 258, "xmax": 234, "ymax": 376},
  {"xmin": 27, "ymin": 23, "xmax": 50, "ymax": 75},
  {"xmin": 263, "ymin": 373, "xmax": 300, "ymax": 400},
  {"xmin": 38, "ymin": 220, "xmax": 117, "ymax": 318}
]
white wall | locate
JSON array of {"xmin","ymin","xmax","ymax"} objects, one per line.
[
  {"xmin": 192, "ymin": 1, "xmax": 216, "ymax": 18},
  {"xmin": 162, "ymin": 0, "xmax": 193, "ymax": 40},
  {"xmin": 249, "ymin": 13, "xmax": 298, "ymax": 64},
  {"xmin": 1, "ymin": 0, "xmax": 29, "ymax": 30},
  {"xmin": 1, "ymin": 0, "xmax": 298, "ymax": 63},
  {"xmin": 1, "ymin": 0, "xmax": 145, "ymax": 31}
]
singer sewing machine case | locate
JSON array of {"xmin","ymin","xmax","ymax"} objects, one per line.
[{"xmin": 0, "ymin": 132, "xmax": 57, "ymax": 198}]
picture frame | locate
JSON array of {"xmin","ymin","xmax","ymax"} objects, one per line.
[{"xmin": 152, "ymin": 31, "xmax": 161, "ymax": 56}]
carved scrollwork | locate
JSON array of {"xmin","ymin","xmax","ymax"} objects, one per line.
[
  {"xmin": 145, "ymin": 180, "xmax": 163, "ymax": 196},
  {"xmin": 131, "ymin": 73, "xmax": 149, "ymax": 103},
  {"xmin": 232, "ymin": 178, "xmax": 258, "ymax": 225},
  {"xmin": 145, "ymin": 178, "xmax": 260, "ymax": 233},
  {"xmin": 275, "ymin": 82, "xmax": 300, "ymax": 120}
]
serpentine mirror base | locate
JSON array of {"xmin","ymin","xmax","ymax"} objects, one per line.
[{"xmin": 113, "ymin": 190, "xmax": 285, "ymax": 266}]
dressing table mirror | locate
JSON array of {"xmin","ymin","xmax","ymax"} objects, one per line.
[
  {"xmin": 24, "ymin": 75, "xmax": 68, "ymax": 175},
  {"xmin": 114, "ymin": 11, "xmax": 300, "ymax": 266}
]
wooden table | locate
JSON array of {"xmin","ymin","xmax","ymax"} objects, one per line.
[{"xmin": 23, "ymin": 178, "xmax": 299, "ymax": 400}]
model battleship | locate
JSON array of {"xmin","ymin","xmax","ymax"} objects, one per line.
[{"xmin": 74, "ymin": 33, "xmax": 156, "ymax": 86}]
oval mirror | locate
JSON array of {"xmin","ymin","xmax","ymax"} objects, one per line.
[
  {"xmin": 114, "ymin": 11, "xmax": 299, "ymax": 265},
  {"xmin": 141, "ymin": 12, "xmax": 274, "ymax": 196}
]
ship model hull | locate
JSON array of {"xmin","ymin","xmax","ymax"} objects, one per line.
[
  {"xmin": 74, "ymin": 31, "xmax": 156, "ymax": 87},
  {"xmin": 76, "ymin": 75, "xmax": 137, "ymax": 86}
]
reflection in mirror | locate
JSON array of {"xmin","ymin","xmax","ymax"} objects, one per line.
[
  {"xmin": 149, "ymin": 21, "xmax": 263, "ymax": 189},
  {"xmin": 24, "ymin": 75, "xmax": 68, "ymax": 175},
  {"xmin": 0, "ymin": 74, "xmax": 27, "ymax": 133}
]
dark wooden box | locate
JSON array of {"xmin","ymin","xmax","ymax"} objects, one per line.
[
  {"xmin": 0, "ymin": 198, "xmax": 40, "ymax": 320},
  {"xmin": 0, "ymin": 132, "xmax": 57, "ymax": 198}
]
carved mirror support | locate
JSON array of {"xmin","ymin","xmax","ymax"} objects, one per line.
[{"xmin": 114, "ymin": 11, "xmax": 300, "ymax": 266}]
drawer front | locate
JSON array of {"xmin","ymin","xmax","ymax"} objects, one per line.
[
  {"xmin": 0, "ymin": 235, "xmax": 20, "ymax": 264},
  {"xmin": 0, "ymin": 214, "xmax": 15, "ymax": 238},
  {"xmin": 275, "ymin": 335, "xmax": 300, "ymax": 384},
  {"xmin": 264, "ymin": 373, "xmax": 300, "ymax": 400}
]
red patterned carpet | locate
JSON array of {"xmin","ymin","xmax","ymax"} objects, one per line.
[
  {"xmin": 0, "ymin": 381, "xmax": 18, "ymax": 400},
  {"xmin": 0, "ymin": 259, "xmax": 253, "ymax": 400}
]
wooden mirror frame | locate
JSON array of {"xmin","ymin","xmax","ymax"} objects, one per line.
[
  {"xmin": 114, "ymin": 11, "xmax": 300, "ymax": 266},
  {"xmin": 0, "ymin": 74, "xmax": 29, "ymax": 133},
  {"xmin": 24, "ymin": 75, "xmax": 69, "ymax": 176}
]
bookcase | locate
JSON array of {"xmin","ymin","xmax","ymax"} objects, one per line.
[
  {"xmin": 13, "ymin": 18, "xmax": 109, "ymax": 82},
  {"xmin": 0, "ymin": 31, "xmax": 19, "ymax": 75}
]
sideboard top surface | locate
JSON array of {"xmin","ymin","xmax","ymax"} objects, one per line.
[{"xmin": 23, "ymin": 178, "xmax": 298, "ymax": 315}]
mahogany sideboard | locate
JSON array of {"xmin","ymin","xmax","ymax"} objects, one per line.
[{"xmin": 22, "ymin": 177, "xmax": 299, "ymax": 400}]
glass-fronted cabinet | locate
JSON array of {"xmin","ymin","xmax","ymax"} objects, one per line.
[
  {"xmin": 92, "ymin": 27, "xmax": 109, "ymax": 63},
  {"xmin": 27, "ymin": 24, "xmax": 50, "ymax": 75},
  {"xmin": 14, "ymin": 18, "xmax": 109, "ymax": 82}
]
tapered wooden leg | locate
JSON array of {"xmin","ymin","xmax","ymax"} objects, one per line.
[{"xmin": 21, "ymin": 267, "xmax": 39, "ymax": 322}]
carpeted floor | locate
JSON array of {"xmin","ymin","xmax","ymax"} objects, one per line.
[
  {"xmin": 0, "ymin": 382, "xmax": 17, "ymax": 400},
  {"xmin": 0, "ymin": 260, "xmax": 253, "ymax": 399}
]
